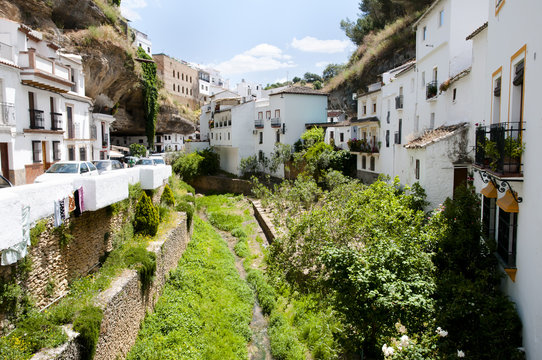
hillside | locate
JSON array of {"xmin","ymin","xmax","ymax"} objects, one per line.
[{"xmin": 0, "ymin": 0, "xmax": 196, "ymax": 136}]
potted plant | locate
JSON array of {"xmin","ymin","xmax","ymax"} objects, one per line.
[
  {"xmin": 480, "ymin": 140, "xmax": 499, "ymax": 171},
  {"xmin": 503, "ymin": 136, "xmax": 524, "ymax": 173}
]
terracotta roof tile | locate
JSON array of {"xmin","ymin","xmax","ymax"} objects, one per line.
[
  {"xmin": 405, "ymin": 122, "xmax": 467, "ymax": 149},
  {"xmin": 271, "ymin": 86, "xmax": 327, "ymax": 96}
]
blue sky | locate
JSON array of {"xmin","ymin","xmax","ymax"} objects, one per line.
[{"xmin": 121, "ymin": 0, "xmax": 360, "ymax": 88}]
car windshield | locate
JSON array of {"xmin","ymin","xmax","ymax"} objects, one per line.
[
  {"xmin": 153, "ymin": 158, "xmax": 165, "ymax": 165},
  {"xmin": 46, "ymin": 163, "xmax": 78, "ymax": 173},
  {"xmin": 136, "ymin": 159, "xmax": 153, "ymax": 165},
  {"xmin": 93, "ymin": 162, "xmax": 111, "ymax": 170}
]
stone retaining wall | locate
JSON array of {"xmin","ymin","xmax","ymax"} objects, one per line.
[
  {"xmin": 190, "ymin": 175, "xmax": 252, "ymax": 195},
  {"xmin": 250, "ymin": 200, "xmax": 276, "ymax": 243}
]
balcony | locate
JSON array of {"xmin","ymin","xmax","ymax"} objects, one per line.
[
  {"xmin": 29, "ymin": 109, "xmax": 45, "ymax": 129},
  {"xmin": 254, "ymin": 119, "xmax": 264, "ymax": 129},
  {"xmin": 474, "ymin": 122, "xmax": 524, "ymax": 176},
  {"xmin": 426, "ymin": 80, "xmax": 438, "ymax": 100},
  {"xmin": 347, "ymin": 138, "xmax": 380, "ymax": 154},
  {"xmin": 19, "ymin": 50, "xmax": 74, "ymax": 93},
  {"xmin": 51, "ymin": 112, "xmax": 62, "ymax": 130},
  {"xmin": 270, "ymin": 117, "xmax": 281, "ymax": 128},
  {"xmin": 0, "ymin": 102, "xmax": 15, "ymax": 126},
  {"xmin": 395, "ymin": 95, "xmax": 403, "ymax": 109}
]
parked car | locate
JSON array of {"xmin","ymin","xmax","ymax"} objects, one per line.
[
  {"xmin": 92, "ymin": 160, "xmax": 124, "ymax": 174},
  {"xmin": 134, "ymin": 158, "xmax": 154, "ymax": 166},
  {"xmin": 151, "ymin": 157, "xmax": 165, "ymax": 166},
  {"xmin": 124, "ymin": 156, "xmax": 139, "ymax": 168},
  {"xmin": 0, "ymin": 174, "xmax": 13, "ymax": 188},
  {"xmin": 34, "ymin": 161, "xmax": 99, "ymax": 183}
]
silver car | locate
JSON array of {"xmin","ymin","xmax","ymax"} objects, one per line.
[{"xmin": 93, "ymin": 160, "xmax": 124, "ymax": 174}]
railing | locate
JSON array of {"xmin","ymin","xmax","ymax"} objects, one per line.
[
  {"xmin": 426, "ymin": 80, "xmax": 438, "ymax": 100},
  {"xmin": 51, "ymin": 112, "xmax": 62, "ymax": 130},
  {"xmin": 0, "ymin": 42, "xmax": 13, "ymax": 62},
  {"xmin": 347, "ymin": 139, "xmax": 380, "ymax": 153},
  {"xmin": 0, "ymin": 102, "xmax": 15, "ymax": 126},
  {"xmin": 254, "ymin": 119, "xmax": 264, "ymax": 128},
  {"xmin": 474, "ymin": 122, "xmax": 524, "ymax": 176},
  {"xmin": 270, "ymin": 117, "xmax": 281, "ymax": 128},
  {"xmin": 395, "ymin": 95, "xmax": 403, "ymax": 109},
  {"xmin": 29, "ymin": 109, "xmax": 45, "ymax": 129}
]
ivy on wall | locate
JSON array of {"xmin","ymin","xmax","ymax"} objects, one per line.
[{"xmin": 136, "ymin": 47, "xmax": 158, "ymax": 149}]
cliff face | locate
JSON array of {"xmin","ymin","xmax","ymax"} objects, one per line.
[{"xmin": 0, "ymin": 0, "xmax": 196, "ymax": 136}]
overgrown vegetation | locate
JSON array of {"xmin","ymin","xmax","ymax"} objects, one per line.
[
  {"xmin": 136, "ymin": 47, "xmax": 159, "ymax": 148},
  {"xmin": 133, "ymin": 192, "xmax": 159, "ymax": 236},
  {"xmin": 127, "ymin": 217, "xmax": 254, "ymax": 359},
  {"xmin": 172, "ymin": 148, "xmax": 220, "ymax": 180}
]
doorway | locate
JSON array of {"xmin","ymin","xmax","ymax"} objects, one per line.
[
  {"xmin": 0, "ymin": 143, "xmax": 9, "ymax": 181},
  {"xmin": 453, "ymin": 167, "xmax": 468, "ymax": 198}
]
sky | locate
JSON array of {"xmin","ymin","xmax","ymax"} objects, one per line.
[{"xmin": 121, "ymin": 0, "xmax": 360, "ymax": 88}]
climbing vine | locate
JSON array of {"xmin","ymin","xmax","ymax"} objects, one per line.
[{"xmin": 136, "ymin": 47, "xmax": 158, "ymax": 149}]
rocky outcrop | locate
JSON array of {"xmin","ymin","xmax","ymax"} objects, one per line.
[{"xmin": 0, "ymin": 0, "xmax": 197, "ymax": 136}]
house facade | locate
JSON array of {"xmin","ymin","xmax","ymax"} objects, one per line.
[
  {"xmin": 153, "ymin": 53, "xmax": 199, "ymax": 110},
  {"xmin": 0, "ymin": 18, "xmax": 105, "ymax": 185}
]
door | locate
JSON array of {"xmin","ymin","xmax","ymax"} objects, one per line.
[
  {"xmin": 67, "ymin": 106, "xmax": 73, "ymax": 138},
  {"xmin": 41, "ymin": 141, "xmax": 47, "ymax": 171},
  {"xmin": 0, "ymin": 143, "xmax": 9, "ymax": 181},
  {"xmin": 28, "ymin": 92, "xmax": 35, "ymax": 127},
  {"xmin": 453, "ymin": 167, "xmax": 468, "ymax": 198}
]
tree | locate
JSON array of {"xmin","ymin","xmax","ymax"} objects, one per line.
[
  {"xmin": 312, "ymin": 80, "xmax": 322, "ymax": 90},
  {"xmin": 130, "ymin": 143, "xmax": 147, "ymax": 157},
  {"xmin": 292, "ymin": 76, "xmax": 301, "ymax": 83},
  {"xmin": 303, "ymin": 72, "xmax": 323, "ymax": 83},
  {"xmin": 322, "ymin": 63, "xmax": 346, "ymax": 82}
]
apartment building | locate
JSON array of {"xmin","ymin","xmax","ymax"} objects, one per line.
[
  {"xmin": 153, "ymin": 53, "xmax": 199, "ymax": 110},
  {"xmin": 468, "ymin": 1, "xmax": 541, "ymax": 357},
  {"xmin": 132, "ymin": 28, "xmax": 152, "ymax": 56},
  {"xmin": 0, "ymin": 18, "xmax": 108, "ymax": 185}
]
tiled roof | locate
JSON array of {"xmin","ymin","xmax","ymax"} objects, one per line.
[
  {"xmin": 405, "ymin": 123, "xmax": 467, "ymax": 149},
  {"xmin": 327, "ymin": 110, "xmax": 344, "ymax": 117},
  {"xmin": 466, "ymin": 22, "xmax": 488, "ymax": 40},
  {"xmin": 351, "ymin": 116, "xmax": 379, "ymax": 123},
  {"xmin": 270, "ymin": 86, "xmax": 328, "ymax": 96}
]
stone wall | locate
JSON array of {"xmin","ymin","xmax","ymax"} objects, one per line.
[
  {"xmin": 190, "ymin": 175, "xmax": 252, "ymax": 195},
  {"xmin": 356, "ymin": 169, "xmax": 380, "ymax": 184}
]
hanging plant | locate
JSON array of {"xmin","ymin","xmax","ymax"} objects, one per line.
[{"xmin": 137, "ymin": 47, "xmax": 159, "ymax": 149}]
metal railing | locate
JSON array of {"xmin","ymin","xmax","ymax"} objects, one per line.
[
  {"xmin": 254, "ymin": 119, "xmax": 264, "ymax": 128},
  {"xmin": 270, "ymin": 117, "xmax": 281, "ymax": 128},
  {"xmin": 395, "ymin": 95, "xmax": 403, "ymax": 109},
  {"xmin": 474, "ymin": 122, "xmax": 524, "ymax": 175},
  {"xmin": 0, "ymin": 102, "xmax": 15, "ymax": 126},
  {"xmin": 51, "ymin": 112, "xmax": 63, "ymax": 130},
  {"xmin": 29, "ymin": 109, "xmax": 45, "ymax": 129},
  {"xmin": 426, "ymin": 80, "xmax": 438, "ymax": 100}
]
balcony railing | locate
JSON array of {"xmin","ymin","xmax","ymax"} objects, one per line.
[
  {"xmin": 254, "ymin": 119, "xmax": 264, "ymax": 129},
  {"xmin": 347, "ymin": 138, "xmax": 380, "ymax": 153},
  {"xmin": 0, "ymin": 102, "xmax": 15, "ymax": 126},
  {"xmin": 271, "ymin": 117, "xmax": 281, "ymax": 128},
  {"xmin": 395, "ymin": 95, "xmax": 403, "ymax": 109},
  {"xmin": 29, "ymin": 109, "xmax": 44, "ymax": 129},
  {"xmin": 474, "ymin": 122, "xmax": 525, "ymax": 176},
  {"xmin": 51, "ymin": 112, "xmax": 62, "ymax": 130},
  {"xmin": 426, "ymin": 80, "xmax": 438, "ymax": 100}
]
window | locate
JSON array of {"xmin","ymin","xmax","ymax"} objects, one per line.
[
  {"xmin": 340, "ymin": 133, "xmax": 344, "ymax": 142},
  {"xmin": 415, "ymin": 159, "xmax": 420, "ymax": 179},
  {"xmin": 228, "ymin": 132, "xmax": 230, "ymax": 140},
  {"xmin": 80, "ymin": 162, "xmax": 89, "ymax": 174},
  {"xmin": 363, "ymin": 105, "xmax": 367, "ymax": 115},
  {"xmin": 274, "ymin": 109, "xmax": 280, "ymax": 118},
  {"xmin": 139, "ymin": 139, "xmax": 143, "ymax": 143},
  {"xmin": 482, "ymin": 196, "xmax": 497, "ymax": 240},
  {"xmin": 423, "ymin": 26, "xmax": 427, "ymax": 40},
  {"xmin": 266, "ymin": 111, "xmax": 271, "ymax": 119},
  {"xmin": 53, "ymin": 141, "xmax": 61, "ymax": 161},
  {"xmin": 173, "ymin": 70, "xmax": 175, "ymax": 77},
  {"xmin": 79, "ymin": 147, "xmax": 86, "ymax": 161},
  {"xmin": 398, "ymin": 119, "xmax": 402, "ymax": 144},
  {"xmin": 32, "ymin": 141, "xmax": 41, "ymax": 163},
  {"xmin": 362, "ymin": 155, "xmax": 366, "ymax": 169},
  {"xmin": 190, "ymin": 76, "xmax": 192, "ymax": 83},
  {"xmin": 492, "ymin": 75, "xmax": 502, "ymax": 124},
  {"xmin": 173, "ymin": 84, "xmax": 175, "ymax": 91},
  {"xmin": 177, "ymin": 72, "xmax": 179, "ymax": 79},
  {"xmin": 276, "ymin": 130, "xmax": 280, "ymax": 143},
  {"xmin": 258, "ymin": 150, "xmax": 264, "ymax": 161},
  {"xmin": 68, "ymin": 146, "xmax": 75, "ymax": 161},
  {"xmin": 430, "ymin": 113, "xmax": 435, "ymax": 129},
  {"xmin": 190, "ymin": 89, "xmax": 193, "ymax": 96},
  {"xmin": 258, "ymin": 112, "xmax": 263, "ymax": 120},
  {"xmin": 259, "ymin": 132, "xmax": 263, "ymax": 144},
  {"xmin": 439, "ymin": 10, "xmax": 444, "ymax": 27},
  {"xmin": 497, "ymin": 208, "xmax": 517, "ymax": 267},
  {"xmin": 372, "ymin": 103, "xmax": 377, "ymax": 113},
  {"xmin": 452, "ymin": 88, "xmax": 457, "ymax": 102},
  {"xmin": 370, "ymin": 157, "xmax": 375, "ymax": 171},
  {"xmin": 386, "ymin": 130, "xmax": 390, "ymax": 147},
  {"xmin": 182, "ymin": 73, "xmax": 184, "ymax": 81}
]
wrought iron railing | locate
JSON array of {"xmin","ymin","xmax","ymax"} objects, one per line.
[
  {"xmin": 254, "ymin": 119, "xmax": 264, "ymax": 128},
  {"xmin": 51, "ymin": 112, "xmax": 63, "ymax": 130},
  {"xmin": 474, "ymin": 122, "xmax": 524, "ymax": 175},
  {"xmin": 395, "ymin": 95, "xmax": 403, "ymax": 109},
  {"xmin": 0, "ymin": 102, "xmax": 15, "ymax": 126},
  {"xmin": 426, "ymin": 80, "xmax": 438, "ymax": 100},
  {"xmin": 270, "ymin": 117, "xmax": 281, "ymax": 128},
  {"xmin": 29, "ymin": 109, "xmax": 45, "ymax": 129}
]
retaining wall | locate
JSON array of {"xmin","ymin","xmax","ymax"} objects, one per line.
[{"xmin": 190, "ymin": 175, "xmax": 252, "ymax": 195}]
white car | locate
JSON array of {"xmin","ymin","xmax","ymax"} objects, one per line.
[{"xmin": 34, "ymin": 161, "xmax": 99, "ymax": 183}]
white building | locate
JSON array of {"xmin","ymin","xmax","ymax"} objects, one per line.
[
  {"xmin": 468, "ymin": 1, "xmax": 541, "ymax": 357},
  {"xmin": 0, "ymin": 18, "xmax": 110, "ymax": 185},
  {"xmin": 132, "ymin": 28, "xmax": 152, "ymax": 56},
  {"xmin": 234, "ymin": 79, "xmax": 264, "ymax": 102}
]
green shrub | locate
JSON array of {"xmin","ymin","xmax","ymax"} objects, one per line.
[
  {"xmin": 268, "ymin": 311, "xmax": 305, "ymax": 360},
  {"xmin": 246, "ymin": 269, "xmax": 276, "ymax": 316},
  {"xmin": 175, "ymin": 201, "xmax": 194, "ymax": 229},
  {"xmin": 172, "ymin": 152, "xmax": 203, "ymax": 180},
  {"xmin": 133, "ymin": 192, "xmax": 159, "ymax": 236},
  {"xmin": 73, "ymin": 306, "xmax": 103, "ymax": 360},
  {"xmin": 8, "ymin": 311, "xmax": 67, "ymax": 355},
  {"xmin": 124, "ymin": 247, "xmax": 156, "ymax": 291},
  {"xmin": 54, "ymin": 223, "xmax": 74, "ymax": 248},
  {"xmin": 30, "ymin": 219, "xmax": 47, "ymax": 246},
  {"xmin": 234, "ymin": 238, "xmax": 250, "ymax": 258},
  {"xmin": 160, "ymin": 184, "xmax": 175, "ymax": 206},
  {"xmin": 207, "ymin": 211, "xmax": 244, "ymax": 231},
  {"xmin": 157, "ymin": 204, "xmax": 171, "ymax": 223},
  {"xmin": 231, "ymin": 227, "xmax": 247, "ymax": 238},
  {"xmin": 129, "ymin": 143, "xmax": 147, "ymax": 158},
  {"xmin": 198, "ymin": 148, "xmax": 220, "ymax": 176},
  {"xmin": 181, "ymin": 193, "xmax": 195, "ymax": 204}
]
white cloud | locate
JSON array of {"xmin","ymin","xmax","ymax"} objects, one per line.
[
  {"xmin": 209, "ymin": 44, "xmax": 295, "ymax": 75},
  {"xmin": 120, "ymin": 0, "xmax": 148, "ymax": 21},
  {"xmin": 315, "ymin": 61, "xmax": 329, "ymax": 68},
  {"xmin": 291, "ymin": 36, "xmax": 350, "ymax": 54}
]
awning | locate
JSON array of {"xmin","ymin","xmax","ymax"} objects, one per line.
[
  {"xmin": 109, "ymin": 149, "xmax": 124, "ymax": 158},
  {"xmin": 497, "ymin": 190, "xmax": 519, "ymax": 213},
  {"xmin": 480, "ymin": 182, "xmax": 498, "ymax": 198}
]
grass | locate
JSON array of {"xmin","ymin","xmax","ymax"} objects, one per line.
[{"xmin": 127, "ymin": 217, "xmax": 254, "ymax": 359}]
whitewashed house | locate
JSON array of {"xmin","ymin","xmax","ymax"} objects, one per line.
[
  {"xmin": 0, "ymin": 18, "xmax": 105, "ymax": 185},
  {"xmin": 469, "ymin": 1, "xmax": 541, "ymax": 357},
  {"xmin": 132, "ymin": 28, "xmax": 152, "ymax": 56},
  {"xmin": 235, "ymin": 79, "xmax": 264, "ymax": 102}
]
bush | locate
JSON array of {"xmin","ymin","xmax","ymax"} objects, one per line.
[
  {"xmin": 198, "ymin": 148, "xmax": 220, "ymax": 175},
  {"xmin": 246, "ymin": 269, "xmax": 276, "ymax": 316},
  {"xmin": 133, "ymin": 192, "xmax": 159, "ymax": 236},
  {"xmin": 268, "ymin": 311, "xmax": 305, "ymax": 360},
  {"xmin": 175, "ymin": 201, "xmax": 194, "ymax": 229},
  {"xmin": 129, "ymin": 143, "xmax": 147, "ymax": 158},
  {"xmin": 181, "ymin": 193, "xmax": 195, "ymax": 204},
  {"xmin": 240, "ymin": 155, "xmax": 261, "ymax": 178},
  {"xmin": 124, "ymin": 247, "xmax": 157, "ymax": 291},
  {"xmin": 160, "ymin": 184, "xmax": 175, "ymax": 206},
  {"xmin": 231, "ymin": 227, "xmax": 247, "ymax": 238},
  {"xmin": 173, "ymin": 152, "xmax": 203, "ymax": 180},
  {"xmin": 234, "ymin": 238, "xmax": 250, "ymax": 258},
  {"xmin": 73, "ymin": 306, "xmax": 103, "ymax": 360}
]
